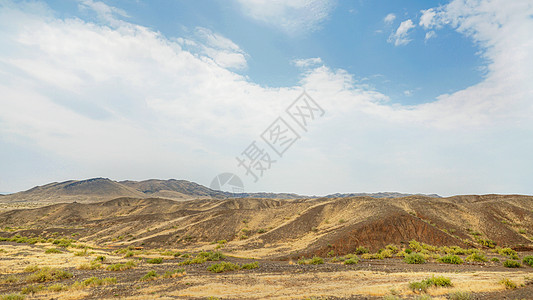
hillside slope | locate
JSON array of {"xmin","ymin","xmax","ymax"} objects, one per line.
[{"xmin": 1, "ymin": 194, "xmax": 531, "ymax": 259}]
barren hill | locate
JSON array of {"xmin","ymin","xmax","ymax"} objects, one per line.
[{"xmin": 1, "ymin": 194, "xmax": 531, "ymax": 259}]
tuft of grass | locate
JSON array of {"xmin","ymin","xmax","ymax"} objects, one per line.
[
  {"xmin": 491, "ymin": 257, "xmax": 500, "ymax": 262},
  {"xmin": 448, "ymin": 291, "xmax": 473, "ymax": 300},
  {"xmin": 25, "ymin": 267, "xmax": 72, "ymax": 283},
  {"xmin": 409, "ymin": 276, "xmax": 452, "ymax": 293},
  {"xmin": 438, "ymin": 255, "xmax": 463, "ymax": 264},
  {"xmin": 298, "ymin": 256, "xmax": 324, "ymax": 265},
  {"xmin": 106, "ymin": 261, "xmax": 136, "ymax": 271},
  {"xmin": 77, "ymin": 260, "xmax": 102, "ymax": 270},
  {"xmin": 20, "ymin": 285, "xmax": 43, "ymax": 295},
  {"xmin": 466, "ymin": 252, "xmax": 487, "ymax": 262},
  {"xmin": 23, "ymin": 265, "xmax": 40, "ymax": 273},
  {"xmin": 94, "ymin": 255, "xmax": 106, "ymax": 262},
  {"xmin": 499, "ymin": 277, "xmax": 517, "ymax": 289},
  {"xmin": 241, "ymin": 262, "xmax": 259, "ymax": 269},
  {"xmin": 44, "ymin": 248, "xmax": 62, "ymax": 254},
  {"xmin": 140, "ymin": 271, "xmax": 158, "ymax": 281},
  {"xmin": 523, "ymin": 255, "xmax": 533, "ymax": 267},
  {"xmin": 47, "ymin": 283, "xmax": 68, "ymax": 292},
  {"xmin": 1, "ymin": 293, "xmax": 26, "ymax": 300},
  {"xmin": 503, "ymin": 260, "xmax": 521, "ymax": 268},
  {"xmin": 198, "ymin": 251, "xmax": 225, "ymax": 261},
  {"xmin": 207, "ymin": 262, "xmax": 240, "ymax": 273},
  {"xmin": 404, "ymin": 253, "xmax": 426, "ymax": 264},
  {"xmin": 163, "ymin": 268, "xmax": 186, "ymax": 278},
  {"xmin": 1, "ymin": 275, "xmax": 19, "ymax": 284},
  {"xmin": 146, "ymin": 257, "xmax": 163, "ymax": 264}
]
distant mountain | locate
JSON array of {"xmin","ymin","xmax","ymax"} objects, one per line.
[
  {"xmin": 0, "ymin": 177, "xmax": 440, "ymax": 204},
  {"xmin": 324, "ymin": 192, "xmax": 441, "ymax": 199}
]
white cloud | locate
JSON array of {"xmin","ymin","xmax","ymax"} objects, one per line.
[
  {"xmin": 425, "ymin": 30, "xmax": 436, "ymax": 41},
  {"xmin": 388, "ymin": 19, "xmax": 415, "ymax": 46},
  {"xmin": 384, "ymin": 13, "xmax": 396, "ymax": 24},
  {"xmin": 78, "ymin": 0, "xmax": 128, "ymax": 25},
  {"xmin": 189, "ymin": 27, "xmax": 248, "ymax": 70},
  {"xmin": 235, "ymin": 0, "xmax": 335, "ymax": 35},
  {"xmin": 419, "ymin": 8, "xmax": 439, "ymax": 29},
  {"xmin": 0, "ymin": 0, "xmax": 532, "ymax": 196},
  {"xmin": 292, "ymin": 57, "xmax": 323, "ymax": 68}
]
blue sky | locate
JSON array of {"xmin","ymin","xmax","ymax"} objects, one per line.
[{"xmin": 0, "ymin": 0, "xmax": 532, "ymax": 196}]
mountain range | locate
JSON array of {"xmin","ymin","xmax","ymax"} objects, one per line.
[{"xmin": 0, "ymin": 177, "xmax": 440, "ymax": 204}]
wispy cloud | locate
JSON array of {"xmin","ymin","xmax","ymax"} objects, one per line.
[
  {"xmin": 384, "ymin": 13, "xmax": 396, "ymax": 24},
  {"xmin": 292, "ymin": 57, "xmax": 323, "ymax": 68},
  {"xmin": 235, "ymin": 0, "xmax": 336, "ymax": 36},
  {"xmin": 388, "ymin": 19, "xmax": 415, "ymax": 46}
]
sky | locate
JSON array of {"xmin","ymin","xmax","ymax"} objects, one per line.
[{"xmin": 0, "ymin": 0, "xmax": 532, "ymax": 196}]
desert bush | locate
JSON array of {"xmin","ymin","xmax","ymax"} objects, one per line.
[
  {"xmin": 344, "ymin": 257, "xmax": 360, "ymax": 265},
  {"xmin": 26, "ymin": 267, "xmax": 72, "ymax": 283},
  {"xmin": 493, "ymin": 247, "xmax": 516, "ymax": 256},
  {"xmin": 20, "ymin": 285, "xmax": 43, "ymax": 294},
  {"xmin": 354, "ymin": 246, "xmax": 369, "ymax": 254},
  {"xmin": 140, "ymin": 271, "xmax": 158, "ymax": 281},
  {"xmin": 298, "ymin": 257, "xmax": 324, "ymax": 265},
  {"xmin": 198, "ymin": 251, "xmax": 225, "ymax": 261},
  {"xmin": 241, "ymin": 262, "xmax": 259, "ymax": 269},
  {"xmin": 94, "ymin": 255, "xmax": 106, "ymax": 262},
  {"xmin": 52, "ymin": 238, "xmax": 74, "ymax": 248},
  {"xmin": 503, "ymin": 260, "xmax": 521, "ymax": 268},
  {"xmin": 77, "ymin": 261, "xmax": 101, "ymax": 270},
  {"xmin": 23, "ymin": 265, "xmax": 40, "ymax": 273},
  {"xmin": 45, "ymin": 248, "xmax": 62, "ymax": 254},
  {"xmin": 106, "ymin": 261, "xmax": 136, "ymax": 271},
  {"xmin": 85, "ymin": 277, "xmax": 116, "ymax": 286},
  {"xmin": 207, "ymin": 262, "xmax": 240, "ymax": 273},
  {"xmin": 146, "ymin": 258, "xmax": 163, "ymax": 264},
  {"xmin": 47, "ymin": 283, "xmax": 68, "ymax": 292},
  {"xmin": 522, "ymin": 255, "xmax": 533, "ymax": 267},
  {"xmin": 466, "ymin": 252, "xmax": 487, "ymax": 262},
  {"xmin": 491, "ymin": 257, "xmax": 500, "ymax": 262},
  {"xmin": 163, "ymin": 268, "xmax": 186, "ymax": 278},
  {"xmin": 404, "ymin": 253, "xmax": 426, "ymax": 264},
  {"xmin": 477, "ymin": 238, "xmax": 496, "ymax": 248},
  {"xmin": 448, "ymin": 291, "xmax": 472, "ymax": 300},
  {"xmin": 1, "ymin": 275, "xmax": 18, "ymax": 284},
  {"xmin": 499, "ymin": 277, "xmax": 517, "ymax": 289},
  {"xmin": 409, "ymin": 276, "xmax": 452, "ymax": 293},
  {"xmin": 438, "ymin": 255, "xmax": 463, "ymax": 264},
  {"xmin": 73, "ymin": 248, "xmax": 89, "ymax": 256},
  {"xmin": 124, "ymin": 251, "xmax": 134, "ymax": 258},
  {"xmin": 1, "ymin": 293, "xmax": 25, "ymax": 300}
]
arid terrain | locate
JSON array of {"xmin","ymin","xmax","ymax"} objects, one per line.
[{"xmin": 0, "ymin": 180, "xmax": 532, "ymax": 299}]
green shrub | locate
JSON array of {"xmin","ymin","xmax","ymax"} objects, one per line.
[
  {"xmin": 0, "ymin": 293, "xmax": 26, "ymax": 300},
  {"xmin": 438, "ymin": 255, "xmax": 463, "ymax": 264},
  {"xmin": 21, "ymin": 285, "xmax": 43, "ymax": 295},
  {"xmin": 106, "ymin": 261, "xmax": 136, "ymax": 271},
  {"xmin": 1, "ymin": 275, "xmax": 18, "ymax": 284},
  {"xmin": 466, "ymin": 252, "xmax": 487, "ymax": 262},
  {"xmin": 207, "ymin": 262, "xmax": 240, "ymax": 273},
  {"xmin": 45, "ymin": 248, "xmax": 62, "ymax": 254},
  {"xmin": 94, "ymin": 255, "xmax": 106, "ymax": 262},
  {"xmin": 77, "ymin": 261, "xmax": 101, "ymax": 270},
  {"xmin": 344, "ymin": 256, "xmax": 360, "ymax": 265},
  {"xmin": 241, "ymin": 262, "xmax": 259, "ymax": 269},
  {"xmin": 298, "ymin": 256, "xmax": 324, "ymax": 265},
  {"xmin": 82, "ymin": 277, "xmax": 117, "ymax": 286},
  {"xmin": 494, "ymin": 247, "xmax": 516, "ymax": 256},
  {"xmin": 140, "ymin": 271, "xmax": 158, "ymax": 281},
  {"xmin": 163, "ymin": 268, "xmax": 185, "ymax": 278},
  {"xmin": 477, "ymin": 238, "xmax": 496, "ymax": 248},
  {"xmin": 354, "ymin": 246, "xmax": 369, "ymax": 254},
  {"xmin": 23, "ymin": 265, "xmax": 40, "ymax": 273},
  {"xmin": 404, "ymin": 253, "xmax": 426, "ymax": 264},
  {"xmin": 198, "ymin": 251, "xmax": 225, "ymax": 261},
  {"xmin": 124, "ymin": 251, "xmax": 134, "ymax": 258},
  {"xmin": 448, "ymin": 291, "xmax": 472, "ymax": 300},
  {"xmin": 26, "ymin": 267, "xmax": 72, "ymax": 283},
  {"xmin": 499, "ymin": 277, "xmax": 517, "ymax": 289},
  {"xmin": 47, "ymin": 283, "xmax": 68, "ymax": 292},
  {"xmin": 409, "ymin": 276, "xmax": 452, "ymax": 293},
  {"xmin": 503, "ymin": 260, "xmax": 521, "ymax": 268},
  {"xmin": 491, "ymin": 257, "xmax": 500, "ymax": 262},
  {"xmin": 146, "ymin": 258, "xmax": 163, "ymax": 264},
  {"xmin": 522, "ymin": 255, "xmax": 533, "ymax": 267}
]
